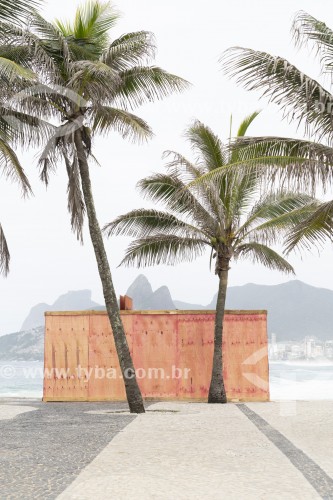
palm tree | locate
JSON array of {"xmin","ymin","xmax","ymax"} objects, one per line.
[
  {"xmin": 195, "ymin": 11, "xmax": 333, "ymax": 251},
  {"xmin": 104, "ymin": 114, "xmax": 318, "ymax": 403},
  {"xmin": 0, "ymin": 0, "xmax": 188, "ymax": 412}
]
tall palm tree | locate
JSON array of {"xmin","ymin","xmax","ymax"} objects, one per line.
[
  {"xmin": 0, "ymin": 0, "xmax": 188, "ymax": 412},
  {"xmin": 195, "ymin": 11, "xmax": 333, "ymax": 251},
  {"xmin": 104, "ymin": 114, "xmax": 317, "ymax": 403}
]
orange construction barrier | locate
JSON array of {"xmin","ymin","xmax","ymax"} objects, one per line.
[{"xmin": 43, "ymin": 309, "xmax": 269, "ymax": 402}]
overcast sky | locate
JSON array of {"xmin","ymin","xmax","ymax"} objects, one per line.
[{"xmin": 1, "ymin": 0, "xmax": 333, "ymax": 335}]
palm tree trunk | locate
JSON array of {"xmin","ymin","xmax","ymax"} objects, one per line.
[
  {"xmin": 208, "ymin": 263, "xmax": 229, "ymax": 404},
  {"xmin": 74, "ymin": 129, "xmax": 145, "ymax": 414}
]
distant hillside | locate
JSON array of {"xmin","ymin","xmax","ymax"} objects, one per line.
[
  {"xmin": 0, "ymin": 326, "xmax": 44, "ymax": 361},
  {"xmin": 21, "ymin": 290, "xmax": 100, "ymax": 331},
  {"xmin": 228, "ymin": 281, "xmax": 333, "ymax": 341},
  {"xmin": 175, "ymin": 280, "xmax": 333, "ymax": 341},
  {"xmin": 2, "ymin": 276, "xmax": 332, "ymax": 361}
]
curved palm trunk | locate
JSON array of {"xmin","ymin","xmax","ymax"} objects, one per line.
[
  {"xmin": 74, "ymin": 130, "xmax": 145, "ymax": 414},
  {"xmin": 208, "ymin": 265, "xmax": 228, "ymax": 404}
]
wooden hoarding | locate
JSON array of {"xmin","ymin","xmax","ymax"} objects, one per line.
[{"xmin": 44, "ymin": 310, "xmax": 269, "ymax": 402}]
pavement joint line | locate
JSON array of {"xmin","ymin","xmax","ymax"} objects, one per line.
[{"xmin": 238, "ymin": 403, "xmax": 333, "ymax": 500}]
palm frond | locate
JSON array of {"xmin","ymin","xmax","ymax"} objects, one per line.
[
  {"xmin": 0, "ymin": 0, "xmax": 41, "ymax": 25},
  {"xmin": 138, "ymin": 173, "xmax": 217, "ymax": 232},
  {"xmin": 0, "ymin": 21, "xmax": 60, "ymax": 80},
  {"xmin": 10, "ymin": 83, "xmax": 85, "ymax": 120},
  {"xmin": 241, "ymin": 192, "xmax": 319, "ymax": 232},
  {"xmin": 243, "ymin": 193, "xmax": 321, "ymax": 245},
  {"xmin": 56, "ymin": 0, "xmax": 119, "ymax": 59},
  {"xmin": 38, "ymin": 131, "xmax": 68, "ymax": 185},
  {"xmin": 292, "ymin": 11, "xmax": 333, "ymax": 74},
  {"xmin": 91, "ymin": 106, "xmax": 152, "ymax": 142},
  {"xmin": 236, "ymin": 110, "xmax": 261, "ymax": 138},
  {"xmin": 184, "ymin": 120, "xmax": 236, "ymax": 221},
  {"xmin": 163, "ymin": 150, "xmax": 205, "ymax": 182},
  {"xmin": 225, "ymin": 112, "xmax": 260, "ymax": 219},
  {"xmin": 0, "ymin": 138, "xmax": 32, "ymax": 195},
  {"xmin": 285, "ymin": 199, "xmax": 333, "ymax": 253},
  {"xmin": 102, "ymin": 31, "xmax": 155, "ymax": 71},
  {"xmin": 227, "ymin": 136, "xmax": 333, "ymax": 191},
  {"xmin": 226, "ymin": 168, "xmax": 260, "ymax": 223},
  {"xmin": 189, "ymin": 153, "xmax": 320, "ymax": 191},
  {"xmin": 0, "ymin": 223, "xmax": 10, "ymax": 276},
  {"xmin": 113, "ymin": 66, "xmax": 190, "ymax": 109},
  {"xmin": 39, "ymin": 122, "xmax": 81, "ymax": 184},
  {"xmin": 0, "ymin": 106, "xmax": 56, "ymax": 149},
  {"xmin": 30, "ymin": 11, "xmax": 70, "ymax": 69},
  {"xmin": 0, "ymin": 56, "xmax": 36, "ymax": 84},
  {"xmin": 191, "ymin": 135, "xmax": 333, "ymax": 196},
  {"xmin": 119, "ymin": 234, "xmax": 207, "ymax": 268},
  {"xmin": 67, "ymin": 60, "xmax": 121, "ymax": 99},
  {"xmin": 103, "ymin": 209, "xmax": 206, "ymax": 239},
  {"xmin": 65, "ymin": 154, "xmax": 85, "ymax": 242},
  {"xmin": 185, "ymin": 120, "xmax": 226, "ymax": 170},
  {"xmin": 229, "ymin": 111, "xmax": 261, "ymax": 168},
  {"xmin": 222, "ymin": 47, "xmax": 333, "ymax": 141},
  {"xmin": 235, "ymin": 242, "xmax": 295, "ymax": 274},
  {"xmin": 0, "ymin": 45, "xmax": 31, "ymax": 68},
  {"xmin": 64, "ymin": 39, "xmax": 99, "ymax": 62},
  {"xmin": 162, "ymin": 148, "xmax": 224, "ymax": 222}
]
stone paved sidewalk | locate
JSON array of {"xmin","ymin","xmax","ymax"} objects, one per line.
[
  {"xmin": 0, "ymin": 399, "xmax": 136, "ymax": 499},
  {"xmin": 58, "ymin": 401, "xmax": 333, "ymax": 500},
  {"xmin": 1, "ymin": 400, "xmax": 333, "ymax": 499}
]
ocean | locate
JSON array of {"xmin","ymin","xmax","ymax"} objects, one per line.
[
  {"xmin": 0, "ymin": 361, "xmax": 43, "ymax": 398},
  {"xmin": 269, "ymin": 361, "xmax": 333, "ymax": 400},
  {"xmin": 0, "ymin": 360, "xmax": 332, "ymax": 400}
]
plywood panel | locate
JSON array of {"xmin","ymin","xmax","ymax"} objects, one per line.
[
  {"xmin": 43, "ymin": 315, "xmax": 89, "ymax": 401},
  {"xmin": 177, "ymin": 314, "xmax": 215, "ymax": 399},
  {"xmin": 132, "ymin": 314, "xmax": 178, "ymax": 398},
  {"xmin": 88, "ymin": 314, "xmax": 133, "ymax": 400},
  {"xmin": 223, "ymin": 314, "xmax": 269, "ymax": 401}
]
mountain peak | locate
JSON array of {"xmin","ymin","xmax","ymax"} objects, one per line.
[
  {"xmin": 149, "ymin": 286, "xmax": 175, "ymax": 310},
  {"xmin": 127, "ymin": 274, "xmax": 152, "ymax": 288},
  {"xmin": 126, "ymin": 276, "xmax": 175, "ymax": 310},
  {"xmin": 20, "ymin": 290, "xmax": 99, "ymax": 331}
]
